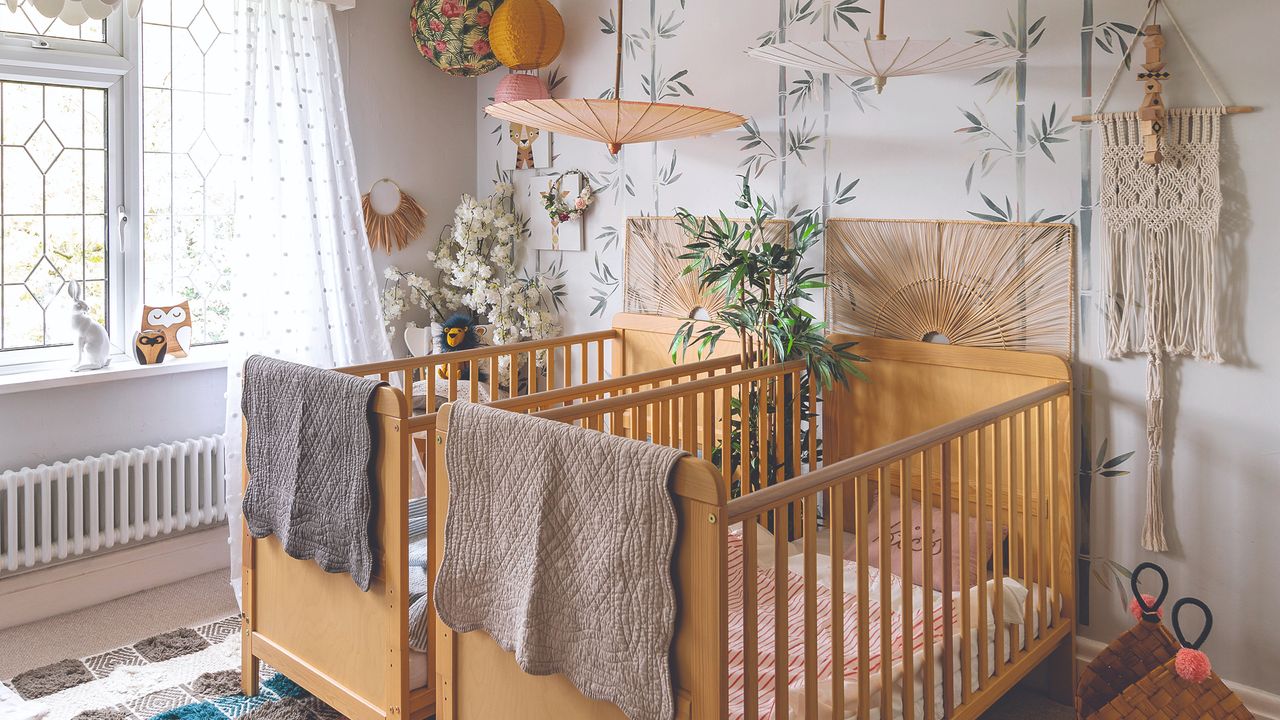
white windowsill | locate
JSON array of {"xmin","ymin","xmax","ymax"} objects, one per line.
[{"xmin": 0, "ymin": 350, "xmax": 229, "ymax": 396}]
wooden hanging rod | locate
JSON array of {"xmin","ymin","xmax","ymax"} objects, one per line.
[{"xmin": 1072, "ymin": 106, "xmax": 1256, "ymax": 122}]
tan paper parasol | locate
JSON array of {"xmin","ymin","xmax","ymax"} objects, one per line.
[
  {"xmin": 748, "ymin": 0, "xmax": 1021, "ymax": 93},
  {"xmin": 484, "ymin": 0, "xmax": 745, "ymax": 155}
]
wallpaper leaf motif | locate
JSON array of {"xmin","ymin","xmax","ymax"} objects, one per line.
[
  {"xmin": 969, "ymin": 13, "xmax": 1046, "ymax": 98},
  {"xmin": 1094, "ymin": 20, "xmax": 1141, "ymax": 69},
  {"xmin": 756, "ymin": 0, "xmax": 819, "ymax": 47},
  {"xmin": 831, "ymin": 0, "xmax": 869, "ymax": 31},
  {"xmin": 1079, "ymin": 438, "xmax": 1138, "ymax": 611},
  {"xmin": 588, "ymin": 252, "xmax": 620, "ymax": 318}
]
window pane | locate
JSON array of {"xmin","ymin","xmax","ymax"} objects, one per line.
[
  {"xmin": 0, "ymin": 81, "xmax": 107, "ymax": 352},
  {"xmin": 0, "ymin": 6, "xmax": 105, "ymax": 42},
  {"xmin": 142, "ymin": 0, "xmax": 233, "ymax": 346}
]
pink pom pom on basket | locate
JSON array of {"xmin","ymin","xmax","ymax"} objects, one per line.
[
  {"xmin": 494, "ymin": 73, "xmax": 550, "ymax": 104},
  {"xmin": 1175, "ymin": 647, "xmax": 1212, "ymax": 683},
  {"xmin": 1130, "ymin": 594, "xmax": 1163, "ymax": 621}
]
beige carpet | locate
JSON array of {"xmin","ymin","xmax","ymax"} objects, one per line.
[{"xmin": 0, "ymin": 570, "xmax": 237, "ymax": 679}]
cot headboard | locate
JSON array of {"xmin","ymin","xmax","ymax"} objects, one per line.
[
  {"xmin": 823, "ymin": 334, "xmax": 1071, "ymax": 464},
  {"xmin": 610, "ymin": 312, "xmax": 741, "ymax": 378}
]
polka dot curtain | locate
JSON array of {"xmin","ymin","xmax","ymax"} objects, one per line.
[{"xmin": 226, "ymin": 0, "xmax": 392, "ymax": 605}]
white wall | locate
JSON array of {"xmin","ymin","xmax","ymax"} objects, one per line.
[
  {"xmin": 474, "ymin": 0, "xmax": 1280, "ymax": 694},
  {"xmin": 335, "ymin": 1, "xmax": 478, "ymax": 355}
]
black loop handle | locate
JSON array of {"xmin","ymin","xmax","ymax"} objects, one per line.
[
  {"xmin": 1130, "ymin": 562, "xmax": 1169, "ymax": 620},
  {"xmin": 1172, "ymin": 597, "xmax": 1213, "ymax": 650}
]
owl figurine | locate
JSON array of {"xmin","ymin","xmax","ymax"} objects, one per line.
[
  {"xmin": 141, "ymin": 302, "xmax": 193, "ymax": 358},
  {"xmin": 134, "ymin": 330, "xmax": 169, "ymax": 365}
]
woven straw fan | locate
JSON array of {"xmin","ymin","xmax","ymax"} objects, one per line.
[
  {"xmin": 362, "ymin": 178, "xmax": 428, "ymax": 253},
  {"xmin": 623, "ymin": 216, "xmax": 790, "ymax": 319},
  {"xmin": 825, "ymin": 218, "xmax": 1074, "ymax": 357}
]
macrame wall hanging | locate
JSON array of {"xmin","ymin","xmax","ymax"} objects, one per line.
[
  {"xmin": 623, "ymin": 217, "xmax": 789, "ymax": 319},
  {"xmin": 825, "ymin": 219, "xmax": 1075, "ymax": 357},
  {"xmin": 361, "ymin": 178, "xmax": 428, "ymax": 254},
  {"xmin": 1073, "ymin": 0, "xmax": 1256, "ymax": 551}
]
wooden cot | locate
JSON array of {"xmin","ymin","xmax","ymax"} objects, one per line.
[
  {"xmin": 430, "ymin": 334, "xmax": 1074, "ymax": 720},
  {"xmin": 239, "ymin": 314, "xmax": 741, "ymax": 720}
]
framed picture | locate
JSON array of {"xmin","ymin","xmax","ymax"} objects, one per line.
[
  {"xmin": 517, "ymin": 173, "xmax": 586, "ymax": 252},
  {"xmin": 500, "ymin": 121, "xmax": 551, "ymax": 170}
]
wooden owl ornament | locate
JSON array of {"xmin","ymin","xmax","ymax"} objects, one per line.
[
  {"xmin": 141, "ymin": 301, "xmax": 193, "ymax": 358},
  {"xmin": 134, "ymin": 330, "xmax": 168, "ymax": 365}
]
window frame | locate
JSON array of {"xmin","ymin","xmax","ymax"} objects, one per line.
[{"xmin": 0, "ymin": 13, "xmax": 135, "ymax": 373}]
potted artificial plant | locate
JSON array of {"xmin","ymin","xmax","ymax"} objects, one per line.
[{"xmin": 670, "ymin": 176, "xmax": 866, "ymax": 497}]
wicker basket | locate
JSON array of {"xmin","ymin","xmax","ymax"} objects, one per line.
[
  {"xmin": 1076, "ymin": 562, "xmax": 1179, "ymax": 718},
  {"xmin": 1089, "ymin": 598, "xmax": 1255, "ymax": 720}
]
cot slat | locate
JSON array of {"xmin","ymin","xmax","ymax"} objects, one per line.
[
  {"xmin": 993, "ymin": 418, "xmax": 1006, "ymax": 674},
  {"xmin": 1022, "ymin": 411, "xmax": 1033, "ymax": 640},
  {"xmin": 774, "ymin": 504, "xmax": 789, "ymax": 719},
  {"xmin": 1039, "ymin": 402, "xmax": 1050, "ymax": 638},
  {"xmin": 899, "ymin": 457, "xmax": 914, "ymax": 720},
  {"xmin": 921, "ymin": 448, "xmax": 936, "ymax": 720},
  {"xmin": 744, "ymin": 519, "xmax": 760, "ymax": 720},
  {"xmin": 958, "ymin": 433, "xmax": 972, "ymax": 703},
  {"xmin": 830, "ymin": 482, "xmax": 846, "ymax": 720},
  {"xmin": 941, "ymin": 442, "xmax": 955, "ymax": 717},
  {"xmin": 803, "ymin": 492, "xmax": 818, "ymax": 719},
  {"xmin": 976, "ymin": 428, "xmax": 989, "ymax": 689},
  {"xmin": 856, "ymin": 472, "xmax": 871, "ymax": 720},
  {"xmin": 878, "ymin": 466, "xmax": 892, "ymax": 720}
]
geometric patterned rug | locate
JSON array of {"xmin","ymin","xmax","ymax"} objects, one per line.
[{"xmin": 0, "ymin": 616, "xmax": 341, "ymax": 720}]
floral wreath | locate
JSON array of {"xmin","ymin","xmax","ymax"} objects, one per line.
[{"xmin": 539, "ymin": 170, "xmax": 594, "ymax": 228}]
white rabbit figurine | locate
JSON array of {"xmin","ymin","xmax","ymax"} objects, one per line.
[{"xmin": 67, "ymin": 280, "xmax": 111, "ymax": 371}]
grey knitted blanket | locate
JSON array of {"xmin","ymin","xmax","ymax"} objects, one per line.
[
  {"xmin": 434, "ymin": 401, "xmax": 687, "ymax": 720},
  {"xmin": 241, "ymin": 355, "xmax": 384, "ymax": 591}
]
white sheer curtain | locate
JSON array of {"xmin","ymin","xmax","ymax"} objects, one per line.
[{"xmin": 225, "ymin": 0, "xmax": 391, "ymax": 604}]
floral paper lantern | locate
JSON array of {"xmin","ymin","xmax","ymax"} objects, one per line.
[
  {"xmin": 411, "ymin": 0, "xmax": 503, "ymax": 78},
  {"xmin": 494, "ymin": 73, "xmax": 549, "ymax": 104},
  {"xmin": 490, "ymin": 0, "xmax": 563, "ymax": 71}
]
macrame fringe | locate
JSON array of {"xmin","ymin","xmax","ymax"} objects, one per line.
[{"xmin": 1100, "ymin": 108, "xmax": 1225, "ymax": 553}]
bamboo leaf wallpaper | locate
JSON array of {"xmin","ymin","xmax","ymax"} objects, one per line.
[{"xmin": 473, "ymin": 0, "xmax": 1280, "ymax": 693}]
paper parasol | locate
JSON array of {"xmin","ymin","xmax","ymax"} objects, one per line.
[
  {"xmin": 748, "ymin": 37, "xmax": 1022, "ymax": 93},
  {"xmin": 484, "ymin": 0, "xmax": 744, "ymax": 155}
]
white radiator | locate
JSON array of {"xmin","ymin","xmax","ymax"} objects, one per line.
[{"xmin": 1, "ymin": 435, "xmax": 227, "ymax": 574}]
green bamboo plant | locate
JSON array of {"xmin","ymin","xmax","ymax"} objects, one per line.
[
  {"xmin": 669, "ymin": 175, "xmax": 865, "ymax": 386},
  {"xmin": 669, "ymin": 175, "xmax": 866, "ymax": 498}
]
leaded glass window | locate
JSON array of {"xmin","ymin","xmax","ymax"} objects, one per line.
[
  {"xmin": 0, "ymin": 7, "xmax": 106, "ymax": 42},
  {"xmin": 141, "ymin": 0, "xmax": 234, "ymax": 346},
  {"xmin": 0, "ymin": 81, "xmax": 107, "ymax": 351}
]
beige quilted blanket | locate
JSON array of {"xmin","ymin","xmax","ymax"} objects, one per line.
[{"xmin": 434, "ymin": 401, "xmax": 687, "ymax": 720}]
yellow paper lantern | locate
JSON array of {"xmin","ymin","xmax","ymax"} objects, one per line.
[{"xmin": 490, "ymin": 0, "xmax": 565, "ymax": 71}]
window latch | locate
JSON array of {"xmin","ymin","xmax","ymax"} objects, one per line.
[{"xmin": 117, "ymin": 205, "xmax": 129, "ymax": 255}]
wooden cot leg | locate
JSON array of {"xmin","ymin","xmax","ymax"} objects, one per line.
[
  {"xmin": 241, "ymin": 619, "xmax": 260, "ymax": 696},
  {"xmin": 1045, "ymin": 635, "xmax": 1075, "ymax": 706}
]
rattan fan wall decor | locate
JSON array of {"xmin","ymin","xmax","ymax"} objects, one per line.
[
  {"xmin": 825, "ymin": 218, "xmax": 1075, "ymax": 357},
  {"xmin": 623, "ymin": 216, "xmax": 789, "ymax": 318}
]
